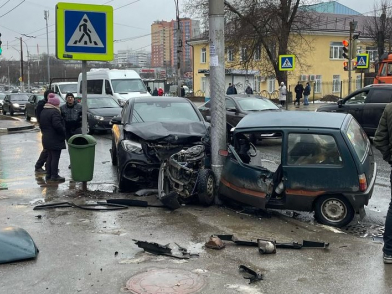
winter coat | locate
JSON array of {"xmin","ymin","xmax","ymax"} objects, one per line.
[
  {"xmin": 36, "ymin": 99, "xmax": 47, "ymax": 125},
  {"xmin": 181, "ymin": 87, "xmax": 186, "ymax": 97},
  {"xmin": 233, "ymin": 86, "xmax": 238, "ymax": 94},
  {"xmin": 60, "ymin": 103, "xmax": 82, "ymax": 132},
  {"xmin": 152, "ymin": 89, "xmax": 158, "ymax": 96},
  {"xmin": 303, "ymin": 84, "xmax": 311, "ymax": 96},
  {"xmin": 295, "ymin": 84, "xmax": 304, "ymax": 98},
  {"xmin": 279, "ymin": 86, "xmax": 287, "ymax": 101},
  {"xmin": 245, "ymin": 86, "xmax": 253, "ymax": 94},
  {"xmin": 226, "ymin": 86, "xmax": 234, "ymax": 95},
  {"xmin": 39, "ymin": 105, "xmax": 66, "ymax": 151},
  {"xmin": 158, "ymin": 88, "xmax": 164, "ymax": 96},
  {"xmin": 374, "ymin": 103, "xmax": 392, "ymax": 162}
]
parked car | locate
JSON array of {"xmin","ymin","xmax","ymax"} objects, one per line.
[
  {"xmin": 218, "ymin": 111, "xmax": 376, "ymax": 227},
  {"xmin": 110, "ymin": 96, "xmax": 209, "ymax": 192},
  {"xmin": 0, "ymin": 93, "xmax": 6, "ymax": 111},
  {"xmin": 2, "ymin": 93, "xmax": 31, "ymax": 115},
  {"xmin": 85, "ymin": 95, "xmax": 122, "ymax": 133},
  {"xmin": 316, "ymin": 84, "xmax": 392, "ymax": 137},
  {"xmin": 25, "ymin": 94, "xmax": 65, "ymax": 121}
]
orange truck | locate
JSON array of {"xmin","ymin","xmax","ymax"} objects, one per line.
[{"xmin": 374, "ymin": 53, "xmax": 392, "ymax": 84}]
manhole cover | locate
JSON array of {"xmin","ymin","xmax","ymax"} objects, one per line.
[{"xmin": 126, "ymin": 268, "xmax": 205, "ymax": 294}]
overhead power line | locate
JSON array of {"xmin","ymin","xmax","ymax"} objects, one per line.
[{"xmin": 0, "ymin": 0, "xmax": 25, "ymax": 18}]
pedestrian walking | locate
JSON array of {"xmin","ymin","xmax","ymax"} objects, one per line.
[
  {"xmin": 60, "ymin": 93, "xmax": 82, "ymax": 142},
  {"xmin": 279, "ymin": 82, "xmax": 287, "ymax": 107},
  {"xmin": 303, "ymin": 82, "xmax": 311, "ymax": 105},
  {"xmin": 39, "ymin": 93, "xmax": 66, "ymax": 182},
  {"xmin": 152, "ymin": 88, "xmax": 158, "ymax": 96},
  {"xmin": 158, "ymin": 87, "xmax": 164, "ymax": 96},
  {"xmin": 226, "ymin": 83, "xmax": 234, "ymax": 95},
  {"xmin": 373, "ymin": 104, "xmax": 392, "ymax": 264},
  {"xmin": 294, "ymin": 81, "xmax": 304, "ymax": 108},
  {"xmin": 181, "ymin": 85, "xmax": 186, "ymax": 97},
  {"xmin": 245, "ymin": 85, "xmax": 253, "ymax": 94},
  {"xmin": 34, "ymin": 89, "xmax": 55, "ymax": 174}
]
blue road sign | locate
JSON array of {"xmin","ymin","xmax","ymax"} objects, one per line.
[
  {"xmin": 356, "ymin": 54, "xmax": 369, "ymax": 69},
  {"xmin": 64, "ymin": 10, "xmax": 106, "ymax": 54},
  {"xmin": 279, "ymin": 55, "xmax": 295, "ymax": 71}
]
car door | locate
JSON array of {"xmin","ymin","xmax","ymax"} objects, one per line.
[
  {"xmin": 361, "ymin": 88, "xmax": 392, "ymax": 136},
  {"xmin": 339, "ymin": 89, "xmax": 369, "ymax": 125},
  {"xmin": 26, "ymin": 95, "xmax": 35, "ymax": 117},
  {"xmin": 3, "ymin": 95, "xmax": 10, "ymax": 112},
  {"xmin": 219, "ymin": 143, "xmax": 274, "ymax": 209},
  {"xmin": 226, "ymin": 97, "xmax": 242, "ymax": 127}
]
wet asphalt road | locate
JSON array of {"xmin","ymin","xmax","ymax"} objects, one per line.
[{"xmin": 0, "ymin": 117, "xmax": 390, "ymax": 238}]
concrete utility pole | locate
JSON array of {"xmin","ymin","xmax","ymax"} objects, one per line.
[
  {"xmin": 20, "ymin": 37, "xmax": 24, "ymax": 92},
  {"xmin": 20, "ymin": 38, "xmax": 30, "ymax": 92},
  {"xmin": 209, "ymin": 0, "xmax": 226, "ymax": 199},
  {"xmin": 44, "ymin": 10, "xmax": 50, "ymax": 85}
]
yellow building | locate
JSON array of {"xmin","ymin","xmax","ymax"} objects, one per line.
[{"xmin": 188, "ymin": 9, "xmax": 376, "ymax": 100}]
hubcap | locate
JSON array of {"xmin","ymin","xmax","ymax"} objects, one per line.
[
  {"xmin": 321, "ymin": 199, "xmax": 347, "ymax": 222},
  {"xmin": 206, "ymin": 175, "xmax": 214, "ymax": 196}
]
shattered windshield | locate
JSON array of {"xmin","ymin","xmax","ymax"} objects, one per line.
[{"xmin": 131, "ymin": 101, "xmax": 201, "ymax": 123}]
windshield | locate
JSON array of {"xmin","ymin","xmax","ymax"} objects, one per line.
[
  {"xmin": 87, "ymin": 97, "xmax": 120, "ymax": 109},
  {"xmin": 346, "ymin": 118, "xmax": 369, "ymax": 162},
  {"xmin": 237, "ymin": 98, "xmax": 279, "ymax": 111},
  {"xmin": 131, "ymin": 101, "xmax": 201, "ymax": 123},
  {"xmin": 111, "ymin": 79, "xmax": 147, "ymax": 93},
  {"xmin": 59, "ymin": 84, "xmax": 77, "ymax": 93},
  {"xmin": 10, "ymin": 94, "xmax": 29, "ymax": 101}
]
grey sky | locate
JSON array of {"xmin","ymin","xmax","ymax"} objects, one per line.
[{"xmin": 0, "ymin": 0, "xmax": 379, "ymax": 61}]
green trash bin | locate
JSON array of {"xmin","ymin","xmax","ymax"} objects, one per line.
[{"xmin": 67, "ymin": 134, "xmax": 97, "ymax": 182}]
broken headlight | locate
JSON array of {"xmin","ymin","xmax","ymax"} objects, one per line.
[{"xmin": 121, "ymin": 140, "xmax": 143, "ymax": 154}]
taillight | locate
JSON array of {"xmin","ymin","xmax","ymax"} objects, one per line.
[{"xmin": 359, "ymin": 173, "xmax": 367, "ymax": 191}]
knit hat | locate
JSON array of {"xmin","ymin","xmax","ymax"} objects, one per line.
[
  {"xmin": 66, "ymin": 92, "xmax": 74, "ymax": 98},
  {"xmin": 48, "ymin": 93, "xmax": 60, "ymax": 106},
  {"xmin": 281, "ymin": 82, "xmax": 284, "ymax": 86}
]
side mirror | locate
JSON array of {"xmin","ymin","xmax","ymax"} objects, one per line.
[
  {"xmin": 206, "ymin": 116, "xmax": 211, "ymax": 122},
  {"xmin": 110, "ymin": 116, "xmax": 122, "ymax": 125},
  {"xmin": 337, "ymin": 99, "xmax": 343, "ymax": 108}
]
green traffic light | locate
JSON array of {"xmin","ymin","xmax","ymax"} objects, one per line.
[{"xmin": 0, "ymin": 48, "xmax": 2, "ymax": 55}]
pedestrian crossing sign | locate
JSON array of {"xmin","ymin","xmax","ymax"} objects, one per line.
[
  {"xmin": 279, "ymin": 55, "xmax": 295, "ymax": 71},
  {"xmin": 356, "ymin": 54, "xmax": 369, "ymax": 69},
  {"xmin": 56, "ymin": 2, "xmax": 113, "ymax": 61}
]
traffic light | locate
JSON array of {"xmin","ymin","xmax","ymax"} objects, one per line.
[
  {"xmin": 0, "ymin": 33, "xmax": 2, "ymax": 55},
  {"xmin": 343, "ymin": 61, "xmax": 348, "ymax": 71},
  {"xmin": 353, "ymin": 61, "xmax": 357, "ymax": 70},
  {"xmin": 351, "ymin": 34, "xmax": 359, "ymax": 59},
  {"xmin": 342, "ymin": 40, "xmax": 350, "ymax": 59}
]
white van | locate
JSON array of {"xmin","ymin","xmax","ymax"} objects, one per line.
[
  {"xmin": 51, "ymin": 82, "xmax": 78, "ymax": 99},
  {"xmin": 77, "ymin": 69, "xmax": 150, "ymax": 105}
]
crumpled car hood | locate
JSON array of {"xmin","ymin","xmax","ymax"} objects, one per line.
[{"xmin": 124, "ymin": 121, "xmax": 208, "ymax": 144}]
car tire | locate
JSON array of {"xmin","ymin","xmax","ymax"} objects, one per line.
[
  {"xmin": 10, "ymin": 109, "xmax": 14, "ymax": 116},
  {"xmin": 25, "ymin": 111, "xmax": 31, "ymax": 121},
  {"xmin": 116, "ymin": 158, "xmax": 127, "ymax": 192},
  {"xmin": 2, "ymin": 109, "xmax": 6, "ymax": 115},
  {"xmin": 314, "ymin": 194, "xmax": 354, "ymax": 227},
  {"xmin": 111, "ymin": 139, "xmax": 117, "ymax": 166},
  {"xmin": 197, "ymin": 169, "xmax": 215, "ymax": 206}
]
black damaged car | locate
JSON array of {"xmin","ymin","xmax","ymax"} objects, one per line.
[{"xmin": 110, "ymin": 96, "xmax": 210, "ymax": 191}]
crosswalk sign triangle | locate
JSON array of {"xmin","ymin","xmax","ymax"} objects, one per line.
[
  {"xmin": 357, "ymin": 57, "xmax": 366, "ymax": 66},
  {"xmin": 67, "ymin": 14, "xmax": 104, "ymax": 47},
  {"xmin": 282, "ymin": 58, "xmax": 292, "ymax": 68}
]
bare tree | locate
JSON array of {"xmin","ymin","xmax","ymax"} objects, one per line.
[{"xmin": 184, "ymin": 0, "xmax": 316, "ymax": 84}]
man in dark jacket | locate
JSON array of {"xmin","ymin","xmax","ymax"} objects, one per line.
[
  {"xmin": 374, "ymin": 103, "xmax": 392, "ymax": 264},
  {"xmin": 34, "ymin": 89, "xmax": 55, "ymax": 173},
  {"xmin": 60, "ymin": 92, "xmax": 82, "ymax": 141},
  {"xmin": 40, "ymin": 93, "xmax": 66, "ymax": 182},
  {"xmin": 294, "ymin": 81, "xmax": 304, "ymax": 108},
  {"xmin": 226, "ymin": 83, "xmax": 234, "ymax": 95},
  {"xmin": 181, "ymin": 85, "xmax": 186, "ymax": 97}
]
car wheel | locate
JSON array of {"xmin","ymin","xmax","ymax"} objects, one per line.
[
  {"xmin": 197, "ymin": 169, "xmax": 215, "ymax": 206},
  {"xmin": 25, "ymin": 111, "xmax": 31, "ymax": 121},
  {"xmin": 116, "ymin": 158, "xmax": 127, "ymax": 192},
  {"xmin": 314, "ymin": 194, "xmax": 354, "ymax": 227},
  {"xmin": 2, "ymin": 108, "xmax": 6, "ymax": 115},
  {"xmin": 111, "ymin": 139, "xmax": 117, "ymax": 166},
  {"xmin": 10, "ymin": 109, "xmax": 14, "ymax": 116}
]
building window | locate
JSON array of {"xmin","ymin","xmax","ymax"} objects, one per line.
[
  {"xmin": 201, "ymin": 47, "xmax": 206, "ymax": 63},
  {"xmin": 201, "ymin": 77, "xmax": 207, "ymax": 92},
  {"xmin": 332, "ymin": 75, "xmax": 341, "ymax": 93},
  {"xmin": 366, "ymin": 48, "xmax": 378, "ymax": 62},
  {"xmin": 240, "ymin": 47, "xmax": 247, "ymax": 61},
  {"xmin": 314, "ymin": 75, "xmax": 322, "ymax": 93},
  {"xmin": 227, "ymin": 48, "xmax": 234, "ymax": 62},
  {"xmin": 254, "ymin": 46, "xmax": 261, "ymax": 61},
  {"xmin": 267, "ymin": 78, "xmax": 275, "ymax": 93},
  {"xmin": 330, "ymin": 42, "xmax": 343, "ymax": 59}
]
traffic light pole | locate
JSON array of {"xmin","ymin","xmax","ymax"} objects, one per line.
[{"xmin": 348, "ymin": 22, "xmax": 354, "ymax": 94}]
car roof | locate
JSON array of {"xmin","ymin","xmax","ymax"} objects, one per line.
[
  {"xmin": 52, "ymin": 82, "xmax": 77, "ymax": 85},
  {"xmin": 130, "ymin": 96, "xmax": 192, "ymax": 103},
  {"xmin": 235, "ymin": 111, "xmax": 348, "ymax": 130},
  {"xmin": 364, "ymin": 84, "xmax": 392, "ymax": 88}
]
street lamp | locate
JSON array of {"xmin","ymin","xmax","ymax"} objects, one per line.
[{"xmin": 16, "ymin": 37, "xmax": 30, "ymax": 92}]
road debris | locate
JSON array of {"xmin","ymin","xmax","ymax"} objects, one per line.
[
  {"xmin": 239, "ymin": 265, "xmax": 263, "ymax": 284},
  {"xmin": 133, "ymin": 240, "xmax": 191, "ymax": 259},
  {"xmin": 205, "ymin": 236, "xmax": 225, "ymax": 250}
]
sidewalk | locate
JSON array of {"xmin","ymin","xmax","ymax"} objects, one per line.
[{"xmin": 0, "ymin": 114, "xmax": 35, "ymax": 133}]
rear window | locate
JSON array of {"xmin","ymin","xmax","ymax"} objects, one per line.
[
  {"xmin": 131, "ymin": 101, "xmax": 200, "ymax": 123},
  {"xmin": 346, "ymin": 118, "xmax": 369, "ymax": 162}
]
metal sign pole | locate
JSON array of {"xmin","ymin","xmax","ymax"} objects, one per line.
[{"xmin": 81, "ymin": 60, "xmax": 88, "ymax": 135}]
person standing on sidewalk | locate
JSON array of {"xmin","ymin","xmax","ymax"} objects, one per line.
[
  {"xmin": 373, "ymin": 104, "xmax": 392, "ymax": 264},
  {"xmin": 294, "ymin": 81, "xmax": 304, "ymax": 108},
  {"xmin": 34, "ymin": 89, "xmax": 55, "ymax": 174},
  {"xmin": 279, "ymin": 82, "xmax": 287, "ymax": 107},
  {"xmin": 39, "ymin": 93, "xmax": 66, "ymax": 182},
  {"xmin": 60, "ymin": 93, "xmax": 82, "ymax": 142},
  {"xmin": 303, "ymin": 82, "xmax": 311, "ymax": 106}
]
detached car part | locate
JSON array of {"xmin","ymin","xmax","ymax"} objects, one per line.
[{"xmin": 239, "ymin": 265, "xmax": 263, "ymax": 284}]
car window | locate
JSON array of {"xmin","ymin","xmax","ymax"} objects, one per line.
[
  {"xmin": 225, "ymin": 98, "xmax": 236, "ymax": 109},
  {"xmin": 288, "ymin": 133, "xmax": 342, "ymax": 165},
  {"xmin": 131, "ymin": 101, "xmax": 200, "ymax": 123},
  {"xmin": 28, "ymin": 96, "xmax": 35, "ymax": 103},
  {"xmin": 111, "ymin": 79, "xmax": 147, "ymax": 93},
  {"xmin": 345, "ymin": 118, "xmax": 369, "ymax": 162},
  {"xmin": 80, "ymin": 80, "xmax": 103, "ymax": 94},
  {"xmin": 366, "ymin": 89, "xmax": 392, "ymax": 103},
  {"xmin": 59, "ymin": 84, "xmax": 77, "ymax": 93},
  {"xmin": 345, "ymin": 90, "xmax": 369, "ymax": 104},
  {"xmin": 237, "ymin": 98, "xmax": 279, "ymax": 111},
  {"xmin": 381, "ymin": 64, "xmax": 388, "ymax": 76}
]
